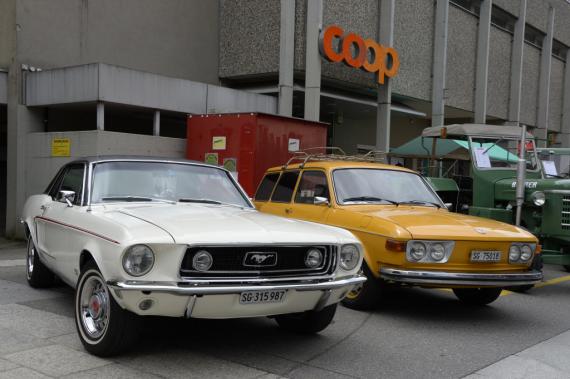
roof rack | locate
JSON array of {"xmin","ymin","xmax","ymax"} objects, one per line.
[{"xmin": 282, "ymin": 147, "xmax": 387, "ymax": 169}]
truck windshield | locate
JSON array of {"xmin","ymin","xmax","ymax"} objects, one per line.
[
  {"xmin": 91, "ymin": 161, "xmax": 251, "ymax": 207},
  {"xmin": 538, "ymin": 150, "xmax": 570, "ymax": 178},
  {"xmin": 469, "ymin": 137, "xmax": 539, "ymax": 171},
  {"xmin": 333, "ymin": 168, "xmax": 443, "ymax": 207}
]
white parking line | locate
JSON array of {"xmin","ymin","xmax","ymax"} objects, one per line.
[{"xmin": 0, "ymin": 259, "xmax": 26, "ymax": 267}]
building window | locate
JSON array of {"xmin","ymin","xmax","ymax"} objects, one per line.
[
  {"xmin": 553, "ymin": 39, "xmax": 569, "ymax": 61},
  {"xmin": 491, "ymin": 6, "xmax": 516, "ymax": 34},
  {"xmin": 450, "ymin": 0, "xmax": 481, "ymax": 16},
  {"xmin": 524, "ymin": 24, "xmax": 545, "ymax": 49}
]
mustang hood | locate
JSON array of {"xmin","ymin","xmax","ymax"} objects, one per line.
[
  {"xmin": 106, "ymin": 204, "xmax": 352, "ymax": 245},
  {"xmin": 356, "ymin": 206, "xmax": 534, "ymax": 241}
]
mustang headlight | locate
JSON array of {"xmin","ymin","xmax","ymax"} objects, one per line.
[
  {"xmin": 305, "ymin": 248, "xmax": 324, "ymax": 268},
  {"xmin": 122, "ymin": 244, "xmax": 155, "ymax": 277},
  {"xmin": 192, "ymin": 250, "xmax": 213, "ymax": 271},
  {"xmin": 340, "ymin": 244, "xmax": 360, "ymax": 271},
  {"xmin": 531, "ymin": 191, "xmax": 546, "ymax": 207}
]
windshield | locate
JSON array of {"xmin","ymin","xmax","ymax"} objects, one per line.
[
  {"xmin": 538, "ymin": 151, "xmax": 570, "ymax": 178},
  {"xmin": 91, "ymin": 161, "xmax": 251, "ymax": 207},
  {"xmin": 333, "ymin": 168, "xmax": 443, "ymax": 206},
  {"xmin": 469, "ymin": 137, "xmax": 539, "ymax": 171}
]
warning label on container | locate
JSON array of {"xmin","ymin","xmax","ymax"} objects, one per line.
[
  {"xmin": 205, "ymin": 153, "xmax": 219, "ymax": 166},
  {"xmin": 51, "ymin": 138, "xmax": 71, "ymax": 157},
  {"xmin": 223, "ymin": 158, "xmax": 237, "ymax": 172},
  {"xmin": 212, "ymin": 136, "xmax": 227, "ymax": 150},
  {"xmin": 288, "ymin": 138, "xmax": 300, "ymax": 152}
]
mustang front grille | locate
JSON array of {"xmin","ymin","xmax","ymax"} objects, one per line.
[{"xmin": 179, "ymin": 245, "xmax": 336, "ymax": 278}]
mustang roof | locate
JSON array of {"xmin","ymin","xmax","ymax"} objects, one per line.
[
  {"xmin": 422, "ymin": 124, "xmax": 534, "ymax": 139},
  {"xmin": 69, "ymin": 155, "xmax": 209, "ymax": 166}
]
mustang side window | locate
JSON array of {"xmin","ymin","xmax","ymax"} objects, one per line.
[
  {"xmin": 254, "ymin": 173, "xmax": 280, "ymax": 201},
  {"xmin": 270, "ymin": 171, "xmax": 299, "ymax": 203},
  {"xmin": 295, "ymin": 171, "xmax": 329, "ymax": 204},
  {"xmin": 57, "ymin": 165, "xmax": 85, "ymax": 205}
]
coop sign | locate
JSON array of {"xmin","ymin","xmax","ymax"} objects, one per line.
[{"xmin": 318, "ymin": 25, "xmax": 400, "ymax": 84}]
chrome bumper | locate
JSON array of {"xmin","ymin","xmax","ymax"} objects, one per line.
[
  {"xmin": 380, "ymin": 267, "xmax": 543, "ymax": 287},
  {"xmin": 107, "ymin": 275, "xmax": 366, "ymax": 296}
]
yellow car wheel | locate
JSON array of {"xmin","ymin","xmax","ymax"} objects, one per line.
[{"xmin": 341, "ymin": 264, "xmax": 385, "ymax": 311}]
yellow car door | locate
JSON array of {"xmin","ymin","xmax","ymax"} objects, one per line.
[
  {"xmin": 287, "ymin": 170, "xmax": 332, "ymax": 223},
  {"xmin": 256, "ymin": 170, "xmax": 300, "ymax": 217}
]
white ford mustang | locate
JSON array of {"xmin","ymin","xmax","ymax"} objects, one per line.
[{"xmin": 21, "ymin": 156, "xmax": 365, "ymax": 356}]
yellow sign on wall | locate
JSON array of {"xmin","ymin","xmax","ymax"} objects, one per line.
[
  {"xmin": 212, "ymin": 136, "xmax": 226, "ymax": 150},
  {"xmin": 51, "ymin": 138, "xmax": 71, "ymax": 157}
]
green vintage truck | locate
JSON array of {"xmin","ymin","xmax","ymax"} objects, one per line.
[{"xmin": 392, "ymin": 124, "xmax": 570, "ymax": 272}]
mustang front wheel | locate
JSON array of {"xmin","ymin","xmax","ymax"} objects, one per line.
[
  {"xmin": 452, "ymin": 287, "xmax": 502, "ymax": 306},
  {"xmin": 26, "ymin": 235, "xmax": 56, "ymax": 288},
  {"xmin": 75, "ymin": 261, "xmax": 139, "ymax": 356},
  {"xmin": 275, "ymin": 304, "xmax": 337, "ymax": 333}
]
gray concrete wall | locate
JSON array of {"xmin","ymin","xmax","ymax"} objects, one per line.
[
  {"xmin": 392, "ymin": 0, "xmax": 434, "ymax": 102},
  {"xmin": 26, "ymin": 131, "xmax": 186, "ymax": 201},
  {"xmin": 446, "ymin": 6, "xmax": 478, "ymax": 112},
  {"xmin": 15, "ymin": 0, "xmax": 219, "ymax": 84},
  {"xmin": 549, "ymin": 57, "xmax": 564, "ymax": 132},
  {"xmin": 520, "ymin": 44, "xmax": 541, "ymax": 127},
  {"xmin": 487, "ymin": 27, "xmax": 512, "ymax": 120},
  {"xmin": 0, "ymin": 0, "xmax": 15, "ymax": 69}
]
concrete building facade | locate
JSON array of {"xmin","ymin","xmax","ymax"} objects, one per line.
[{"xmin": 1, "ymin": 0, "xmax": 569, "ymax": 237}]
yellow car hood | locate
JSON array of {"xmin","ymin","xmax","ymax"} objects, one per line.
[{"xmin": 353, "ymin": 206, "xmax": 534, "ymax": 241}]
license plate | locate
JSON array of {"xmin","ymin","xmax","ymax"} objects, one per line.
[
  {"xmin": 239, "ymin": 290, "xmax": 286, "ymax": 305},
  {"xmin": 470, "ymin": 251, "xmax": 502, "ymax": 262}
]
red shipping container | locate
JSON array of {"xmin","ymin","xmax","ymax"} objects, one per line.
[{"xmin": 187, "ymin": 113, "xmax": 328, "ymax": 196}]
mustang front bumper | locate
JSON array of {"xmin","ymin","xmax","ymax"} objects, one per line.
[
  {"xmin": 107, "ymin": 275, "xmax": 366, "ymax": 318},
  {"xmin": 380, "ymin": 267, "xmax": 543, "ymax": 287}
]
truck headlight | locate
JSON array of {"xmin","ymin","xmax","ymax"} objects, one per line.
[
  {"xmin": 340, "ymin": 244, "xmax": 360, "ymax": 270},
  {"xmin": 122, "ymin": 244, "xmax": 155, "ymax": 276},
  {"xmin": 531, "ymin": 191, "xmax": 546, "ymax": 207}
]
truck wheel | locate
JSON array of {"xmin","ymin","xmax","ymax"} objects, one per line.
[
  {"xmin": 452, "ymin": 288, "xmax": 502, "ymax": 306},
  {"xmin": 341, "ymin": 264, "xmax": 384, "ymax": 311},
  {"xmin": 75, "ymin": 261, "xmax": 139, "ymax": 356},
  {"xmin": 275, "ymin": 304, "xmax": 337, "ymax": 333},
  {"xmin": 26, "ymin": 235, "xmax": 56, "ymax": 288}
]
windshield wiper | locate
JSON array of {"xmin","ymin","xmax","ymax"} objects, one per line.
[
  {"xmin": 178, "ymin": 198, "xmax": 247, "ymax": 208},
  {"xmin": 101, "ymin": 196, "xmax": 175, "ymax": 204},
  {"xmin": 398, "ymin": 200, "xmax": 441, "ymax": 208},
  {"xmin": 342, "ymin": 196, "xmax": 398, "ymax": 205}
]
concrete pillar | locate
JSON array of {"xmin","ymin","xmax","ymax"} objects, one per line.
[
  {"xmin": 278, "ymin": 0, "xmax": 295, "ymax": 117},
  {"xmin": 376, "ymin": 0, "xmax": 395, "ymax": 152},
  {"xmin": 431, "ymin": 0, "xmax": 449, "ymax": 127},
  {"xmin": 507, "ymin": 0, "xmax": 527, "ymax": 125},
  {"xmin": 153, "ymin": 110, "xmax": 160, "ymax": 136},
  {"xmin": 96, "ymin": 102, "xmax": 105, "ymax": 131},
  {"xmin": 561, "ymin": 49, "xmax": 570, "ymax": 147},
  {"xmin": 536, "ymin": 6, "xmax": 555, "ymax": 148},
  {"xmin": 474, "ymin": 0, "xmax": 492, "ymax": 124},
  {"xmin": 304, "ymin": 0, "xmax": 322, "ymax": 121}
]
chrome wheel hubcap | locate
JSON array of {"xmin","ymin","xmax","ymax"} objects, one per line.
[
  {"xmin": 79, "ymin": 275, "xmax": 109, "ymax": 339},
  {"xmin": 26, "ymin": 240, "xmax": 35, "ymax": 280}
]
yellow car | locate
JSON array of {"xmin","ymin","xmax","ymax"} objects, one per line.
[{"xmin": 253, "ymin": 159, "xmax": 542, "ymax": 308}]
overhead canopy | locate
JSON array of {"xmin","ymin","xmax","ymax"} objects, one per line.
[
  {"xmin": 391, "ymin": 136, "xmax": 518, "ymax": 163},
  {"xmin": 422, "ymin": 124, "xmax": 534, "ymax": 139}
]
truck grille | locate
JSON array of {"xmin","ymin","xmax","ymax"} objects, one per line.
[
  {"xmin": 179, "ymin": 245, "xmax": 336, "ymax": 278},
  {"xmin": 562, "ymin": 196, "xmax": 570, "ymax": 230}
]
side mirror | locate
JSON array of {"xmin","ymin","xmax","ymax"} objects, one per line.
[
  {"xmin": 58, "ymin": 190, "xmax": 75, "ymax": 207},
  {"xmin": 444, "ymin": 203, "xmax": 453, "ymax": 210},
  {"xmin": 314, "ymin": 196, "xmax": 329, "ymax": 206}
]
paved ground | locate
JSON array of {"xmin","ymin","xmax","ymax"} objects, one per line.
[{"xmin": 1, "ymin": 238, "xmax": 569, "ymax": 379}]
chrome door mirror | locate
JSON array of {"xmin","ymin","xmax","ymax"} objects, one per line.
[
  {"xmin": 314, "ymin": 196, "xmax": 329, "ymax": 206},
  {"xmin": 444, "ymin": 202, "xmax": 453, "ymax": 210},
  {"xmin": 58, "ymin": 190, "xmax": 75, "ymax": 207}
]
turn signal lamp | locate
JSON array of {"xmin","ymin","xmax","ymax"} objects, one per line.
[{"xmin": 386, "ymin": 239, "xmax": 407, "ymax": 252}]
